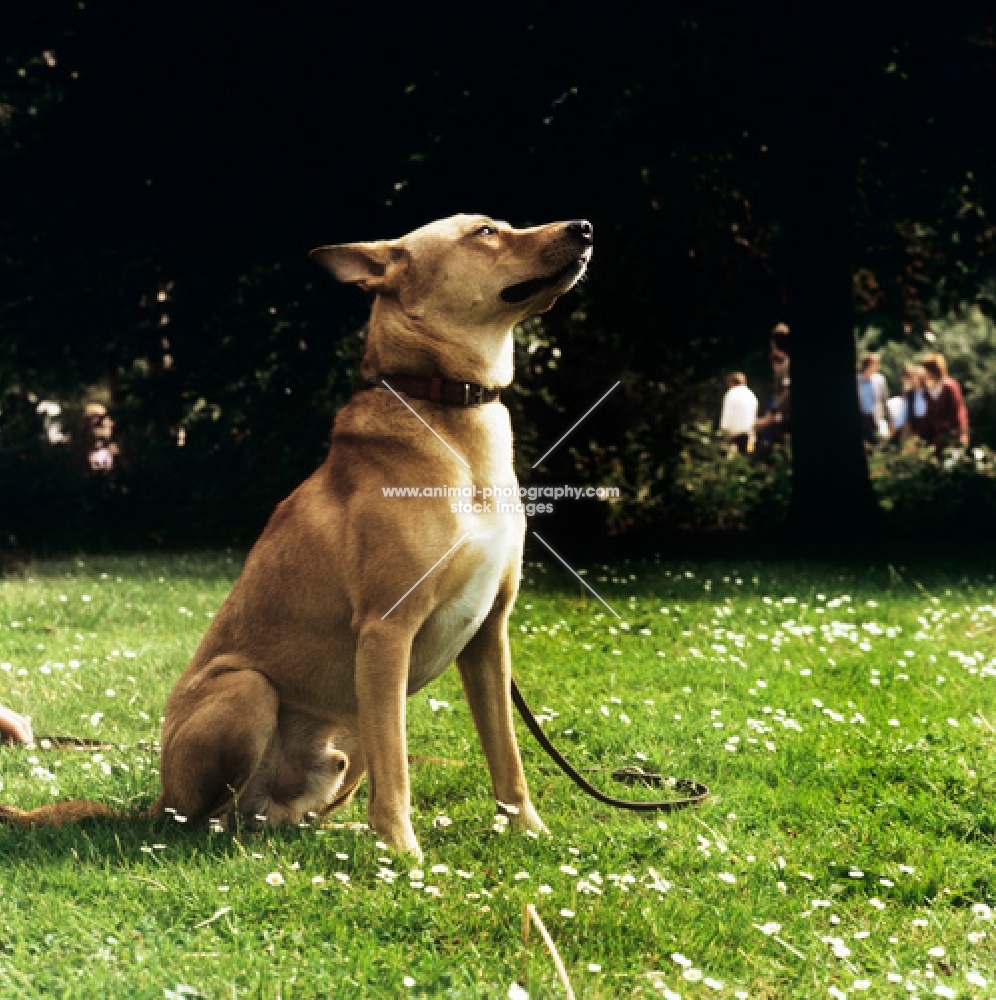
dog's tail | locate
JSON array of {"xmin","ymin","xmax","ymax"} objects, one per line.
[{"xmin": 0, "ymin": 795, "xmax": 163, "ymax": 829}]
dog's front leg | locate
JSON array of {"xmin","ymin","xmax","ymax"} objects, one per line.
[
  {"xmin": 355, "ymin": 622, "xmax": 421, "ymax": 859},
  {"xmin": 457, "ymin": 599, "xmax": 547, "ymax": 836}
]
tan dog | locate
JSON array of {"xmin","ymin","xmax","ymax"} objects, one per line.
[{"xmin": 0, "ymin": 214, "xmax": 593, "ymax": 858}]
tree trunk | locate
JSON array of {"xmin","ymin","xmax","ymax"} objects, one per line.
[{"xmin": 770, "ymin": 22, "xmax": 884, "ymax": 540}]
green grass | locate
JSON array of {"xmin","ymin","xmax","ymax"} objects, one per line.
[{"xmin": 1, "ymin": 552, "xmax": 995, "ymax": 998}]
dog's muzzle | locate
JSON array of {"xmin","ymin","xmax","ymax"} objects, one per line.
[{"xmin": 499, "ymin": 221, "xmax": 594, "ymax": 305}]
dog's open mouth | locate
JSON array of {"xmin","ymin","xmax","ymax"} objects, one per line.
[{"xmin": 499, "ymin": 256, "xmax": 589, "ymax": 304}]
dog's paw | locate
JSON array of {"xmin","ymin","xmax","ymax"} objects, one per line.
[
  {"xmin": 524, "ymin": 808, "xmax": 550, "ymax": 837},
  {"xmin": 369, "ymin": 813, "xmax": 423, "ymax": 861},
  {"xmin": 497, "ymin": 799, "xmax": 548, "ymax": 836},
  {"xmin": 384, "ymin": 832, "xmax": 423, "ymax": 862}
]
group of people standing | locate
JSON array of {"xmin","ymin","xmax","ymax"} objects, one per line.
[
  {"xmin": 719, "ymin": 323, "xmax": 970, "ymax": 456},
  {"xmin": 858, "ymin": 351, "xmax": 969, "ymax": 450}
]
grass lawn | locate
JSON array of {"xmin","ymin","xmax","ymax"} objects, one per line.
[{"xmin": 0, "ymin": 552, "xmax": 994, "ymax": 999}]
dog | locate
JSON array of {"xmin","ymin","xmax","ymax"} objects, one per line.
[{"xmin": 0, "ymin": 214, "xmax": 593, "ymax": 859}]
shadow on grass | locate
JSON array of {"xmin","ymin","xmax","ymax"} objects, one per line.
[{"xmin": 0, "ymin": 794, "xmax": 376, "ymax": 869}]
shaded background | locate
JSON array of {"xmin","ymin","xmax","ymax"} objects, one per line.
[{"xmin": 3, "ymin": 2, "xmax": 996, "ymax": 551}]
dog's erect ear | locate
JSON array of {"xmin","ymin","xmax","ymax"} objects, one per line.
[{"xmin": 308, "ymin": 241, "xmax": 407, "ymax": 292}]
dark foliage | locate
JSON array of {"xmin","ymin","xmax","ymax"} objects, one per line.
[{"xmin": 2, "ymin": 4, "xmax": 996, "ymax": 548}]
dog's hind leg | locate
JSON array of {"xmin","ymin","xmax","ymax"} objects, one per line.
[
  {"xmin": 0, "ymin": 662, "xmax": 278, "ymax": 831},
  {"xmin": 316, "ymin": 732, "xmax": 365, "ymax": 817},
  {"xmin": 160, "ymin": 662, "xmax": 280, "ymax": 824}
]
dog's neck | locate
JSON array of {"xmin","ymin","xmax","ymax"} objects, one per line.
[{"xmin": 360, "ymin": 296, "xmax": 514, "ymax": 389}]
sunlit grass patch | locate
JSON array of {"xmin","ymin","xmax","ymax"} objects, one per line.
[{"xmin": 0, "ymin": 553, "xmax": 994, "ymax": 997}]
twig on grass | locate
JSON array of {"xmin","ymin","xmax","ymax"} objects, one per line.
[
  {"xmin": 127, "ymin": 875, "xmax": 167, "ymax": 891},
  {"xmin": 753, "ymin": 924, "xmax": 807, "ymax": 961},
  {"xmin": 193, "ymin": 906, "xmax": 232, "ymax": 929},
  {"xmin": 407, "ymin": 755, "xmax": 469, "ymax": 767},
  {"xmin": 737, "ymin": 946, "xmax": 791, "ymax": 975},
  {"xmin": 523, "ymin": 904, "xmax": 576, "ymax": 999},
  {"xmin": 692, "ymin": 815, "xmax": 728, "ymax": 851},
  {"xmin": 772, "ymin": 935, "xmax": 807, "ymax": 961}
]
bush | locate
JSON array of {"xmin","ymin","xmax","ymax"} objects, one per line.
[
  {"xmin": 868, "ymin": 439, "xmax": 996, "ymax": 534},
  {"xmin": 669, "ymin": 423, "xmax": 792, "ymax": 532},
  {"xmin": 656, "ymin": 427, "xmax": 996, "ymax": 539}
]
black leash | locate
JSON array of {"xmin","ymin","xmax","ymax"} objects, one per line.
[
  {"xmin": 511, "ymin": 678, "xmax": 709, "ymax": 812},
  {"xmin": 33, "ymin": 736, "xmax": 120, "ymax": 750}
]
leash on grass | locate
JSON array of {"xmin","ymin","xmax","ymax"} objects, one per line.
[
  {"xmin": 33, "ymin": 736, "xmax": 125, "ymax": 751},
  {"xmin": 510, "ymin": 678, "xmax": 709, "ymax": 812},
  {"xmin": 35, "ymin": 684, "xmax": 711, "ymax": 814}
]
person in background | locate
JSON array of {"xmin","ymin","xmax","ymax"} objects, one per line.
[
  {"xmin": 857, "ymin": 353, "xmax": 890, "ymax": 447},
  {"xmin": 719, "ymin": 372, "xmax": 758, "ymax": 454},
  {"xmin": 753, "ymin": 322, "xmax": 792, "ymax": 456},
  {"xmin": 919, "ymin": 353, "xmax": 969, "ymax": 449},
  {"xmin": 82, "ymin": 402, "xmax": 119, "ymax": 472},
  {"xmin": 0, "ymin": 704, "xmax": 33, "ymax": 745},
  {"xmin": 36, "ymin": 400, "xmax": 69, "ymax": 445},
  {"xmin": 887, "ymin": 362, "xmax": 928, "ymax": 445}
]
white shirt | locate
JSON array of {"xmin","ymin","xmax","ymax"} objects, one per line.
[
  {"xmin": 89, "ymin": 447, "xmax": 115, "ymax": 471},
  {"xmin": 886, "ymin": 396, "xmax": 906, "ymax": 429},
  {"xmin": 888, "ymin": 390, "xmax": 927, "ymax": 430},
  {"xmin": 720, "ymin": 384, "xmax": 758, "ymax": 437}
]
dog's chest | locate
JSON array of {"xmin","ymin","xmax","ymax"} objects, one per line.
[{"xmin": 408, "ymin": 514, "xmax": 519, "ymax": 693}]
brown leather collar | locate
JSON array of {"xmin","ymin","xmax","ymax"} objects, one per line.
[{"xmin": 377, "ymin": 374, "xmax": 501, "ymax": 407}]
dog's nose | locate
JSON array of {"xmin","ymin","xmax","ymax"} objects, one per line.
[{"xmin": 566, "ymin": 219, "xmax": 593, "ymax": 245}]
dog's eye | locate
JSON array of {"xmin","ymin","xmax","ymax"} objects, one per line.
[{"xmin": 474, "ymin": 224, "xmax": 498, "ymax": 237}]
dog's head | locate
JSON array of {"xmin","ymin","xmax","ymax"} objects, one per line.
[{"xmin": 310, "ymin": 215, "xmax": 592, "ymax": 387}]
